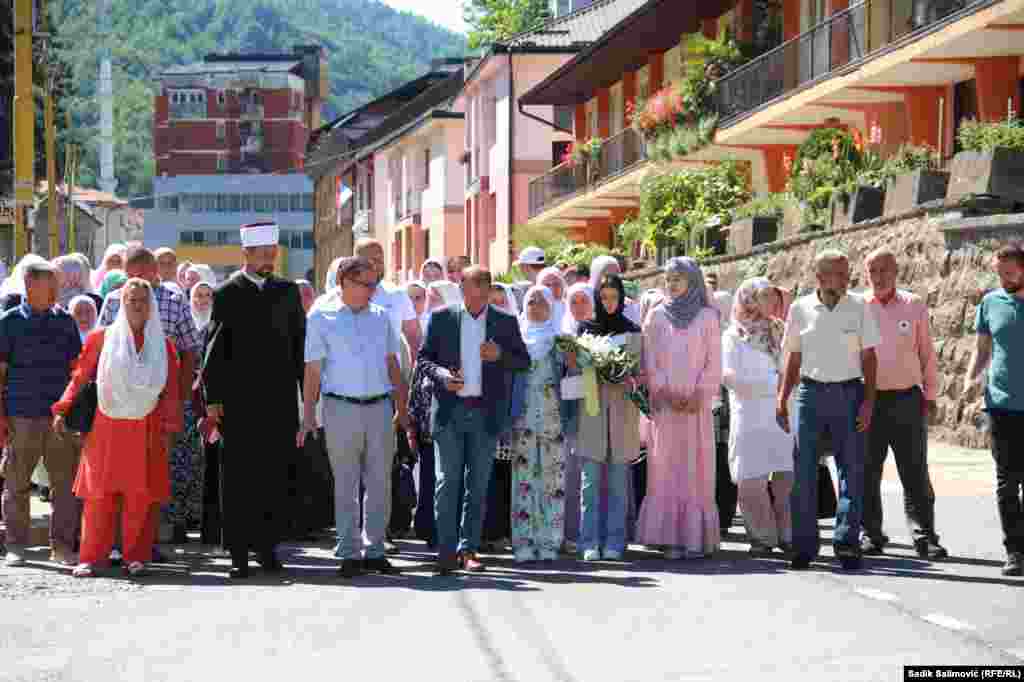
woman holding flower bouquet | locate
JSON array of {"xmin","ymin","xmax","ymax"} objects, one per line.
[
  {"xmin": 560, "ymin": 282, "xmax": 595, "ymax": 548},
  {"xmin": 638, "ymin": 257, "xmax": 722, "ymax": 559},
  {"xmin": 575, "ymin": 274, "xmax": 643, "ymax": 561},
  {"xmin": 508, "ymin": 286, "xmax": 578, "ymax": 562}
]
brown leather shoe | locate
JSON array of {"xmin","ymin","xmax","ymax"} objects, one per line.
[{"xmin": 459, "ymin": 551, "xmax": 485, "ymax": 572}]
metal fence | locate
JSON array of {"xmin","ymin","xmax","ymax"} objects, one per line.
[{"xmin": 527, "ymin": 127, "xmax": 647, "ymax": 218}]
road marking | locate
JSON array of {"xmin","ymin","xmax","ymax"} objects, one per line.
[
  {"xmin": 922, "ymin": 613, "xmax": 977, "ymax": 631},
  {"xmin": 854, "ymin": 587, "xmax": 900, "ymax": 602}
]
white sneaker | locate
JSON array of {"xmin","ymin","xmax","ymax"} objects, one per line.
[
  {"xmin": 664, "ymin": 548, "xmax": 684, "ymax": 560},
  {"xmin": 4, "ymin": 549, "xmax": 26, "ymax": 567},
  {"xmin": 582, "ymin": 549, "xmax": 601, "ymax": 561},
  {"xmin": 602, "ymin": 549, "xmax": 623, "ymax": 561}
]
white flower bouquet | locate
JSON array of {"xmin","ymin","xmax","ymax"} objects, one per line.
[{"xmin": 555, "ymin": 333, "xmax": 649, "ymax": 417}]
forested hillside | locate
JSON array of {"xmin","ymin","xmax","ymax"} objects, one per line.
[{"xmin": 48, "ymin": 0, "xmax": 466, "ymax": 198}]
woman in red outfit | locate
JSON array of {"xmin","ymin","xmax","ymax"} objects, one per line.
[{"xmin": 52, "ymin": 278, "xmax": 180, "ymax": 577}]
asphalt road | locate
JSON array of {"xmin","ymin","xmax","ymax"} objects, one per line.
[{"xmin": 2, "ymin": 440, "xmax": 1021, "ymax": 682}]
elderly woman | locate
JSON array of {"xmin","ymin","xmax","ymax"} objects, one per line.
[
  {"xmin": 408, "ymin": 278, "xmax": 465, "ymax": 546},
  {"xmin": 538, "ymin": 266, "xmax": 568, "ymax": 324},
  {"xmin": 639, "ymin": 257, "xmax": 722, "ymax": 559},
  {"xmin": 69, "ymin": 295, "xmax": 99, "ymax": 343},
  {"xmin": 559, "ymin": 281, "xmax": 593, "ymax": 549},
  {"xmin": 53, "ymin": 278, "xmax": 180, "ymax": 578},
  {"xmin": 53, "ymin": 255, "xmax": 98, "ymax": 311},
  {"xmin": 419, "ymin": 258, "xmax": 446, "ymax": 285},
  {"xmin": 407, "ymin": 280, "xmax": 428, "ymax": 336},
  {"xmin": 91, "ymin": 243, "xmax": 127, "ymax": 291},
  {"xmin": 509, "ymin": 285, "xmax": 578, "ymax": 562},
  {"xmin": 723, "ymin": 278, "xmax": 793, "ymax": 555}
]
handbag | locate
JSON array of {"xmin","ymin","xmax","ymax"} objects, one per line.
[{"xmin": 65, "ymin": 381, "xmax": 98, "ymax": 434}]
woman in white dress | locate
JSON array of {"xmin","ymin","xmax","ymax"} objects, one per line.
[{"xmin": 722, "ymin": 277, "xmax": 794, "ymax": 555}]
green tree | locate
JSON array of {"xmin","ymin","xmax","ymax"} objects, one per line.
[{"xmin": 463, "ymin": 0, "xmax": 550, "ymax": 50}]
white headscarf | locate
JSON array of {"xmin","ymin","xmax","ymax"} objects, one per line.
[
  {"xmin": 309, "ymin": 257, "xmax": 346, "ymax": 313},
  {"xmin": 190, "ymin": 282, "xmax": 215, "ymax": 331},
  {"xmin": 589, "ymin": 255, "xmax": 621, "ymax": 291},
  {"xmin": 493, "ymin": 282, "xmax": 519, "ymax": 317},
  {"xmin": 520, "ymin": 285, "xmax": 558, "ymax": 362},
  {"xmin": 92, "ymin": 243, "xmax": 127, "ymax": 290},
  {"xmin": 562, "ymin": 282, "xmax": 594, "ymax": 335},
  {"xmin": 68, "ymin": 294, "xmax": 98, "ymax": 343},
  {"xmin": 186, "ymin": 264, "xmax": 217, "ymax": 289},
  {"xmin": 428, "ymin": 280, "xmax": 463, "ymax": 307},
  {"xmin": 407, "ymin": 280, "xmax": 429, "ymax": 336},
  {"xmin": 96, "ymin": 282, "xmax": 168, "ymax": 420},
  {"xmin": 0, "ymin": 254, "xmax": 48, "ymax": 299},
  {"xmin": 538, "ymin": 266, "xmax": 567, "ymax": 334}
]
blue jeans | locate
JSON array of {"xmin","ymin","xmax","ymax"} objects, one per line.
[
  {"xmin": 793, "ymin": 379, "xmax": 866, "ymax": 559},
  {"xmin": 433, "ymin": 403, "xmax": 497, "ymax": 560},
  {"xmin": 579, "ymin": 459, "xmax": 628, "ymax": 554}
]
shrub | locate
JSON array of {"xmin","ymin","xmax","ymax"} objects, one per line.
[{"xmin": 957, "ymin": 116, "xmax": 1024, "ymax": 153}]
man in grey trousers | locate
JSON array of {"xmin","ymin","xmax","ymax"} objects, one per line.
[{"xmin": 299, "ymin": 256, "xmax": 409, "ymax": 579}]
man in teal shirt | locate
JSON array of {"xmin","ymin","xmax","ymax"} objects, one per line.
[{"xmin": 968, "ymin": 241, "xmax": 1024, "ymax": 576}]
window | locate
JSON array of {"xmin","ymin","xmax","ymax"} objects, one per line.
[
  {"xmin": 158, "ymin": 195, "xmax": 179, "ymax": 212},
  {"xmin": 216, "ymin": 121, "xmax": 226, "ymax": 142},
  {"xmin": 302, "ymin": 193, "xmax": 313, "ymax": 211},
  {"xmin": 169, "ymin": 89, "xmax": 206, "ymax": 119},
  {"xmin": 216, "ymin": 156, "xmax": 226, "ymax": 173},
  {"xmin": 302, "ymin": 231, "xmax": 315, "ymax": 249},
  {"xmin": 276, "ymin": 194, "xmax": 290, "ymax": 212},
  {"xmin": 216, "ymin": 192, "xmax": 229, "ymax": 210},
  {"xmin": 192, "ymin": 231, "xmax": 205, "ymax": 244},
  {"xmin": 291, "ymin": 231, "xmax": 303, "ymax": 249},
  {"xmin": 239, "ymin": 194, "xmax": 251, "ymax": 212},
  {"xmin": 229, "ymin": 194, "xmax": 241, "ymax": 211},
  {"xmin": 217, "ymin": 231, "xmax": 231, "ymax": 245},
  {"xmin": 180, "ymin": 231, "xmax": 193, "ymax": 244},
  {"xmin": 217, "ymin": 91, "xmax": 226, "ymax": 107},
  {"xmin": 279, "ymin": 229, "xmax": 291, "ymax": 247},
  {"xmin": 290, "ymin": 193, "xmax": 302, "ymax": 212},
  {"xmin": 204, "ymin": 194, "xmax": 217, "ymax": 212},
  {"xmin": 554, "ymin": 105, "xmax": 574, "ymax": 132}
]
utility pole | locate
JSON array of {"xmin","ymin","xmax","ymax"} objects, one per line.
[
  {"xmin": 41, "ymin": 0, "xmax": 58, "ymax": 257},
  {"xmin": 13, "ymin": 0, "xmax": 34, "ymax": 259},
  {"xmin": 97, "ymin": 0, "xmax": 116, "ymax": 196}
]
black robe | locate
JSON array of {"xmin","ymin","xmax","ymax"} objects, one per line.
[{"xmin": 203, "ymin": 272, "xmax": 305, "ymax": 554}]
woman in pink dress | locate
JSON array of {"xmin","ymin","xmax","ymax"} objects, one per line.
[{"xmin": 638, "ymin": 257, "xmax": 722, "ymax": 559}]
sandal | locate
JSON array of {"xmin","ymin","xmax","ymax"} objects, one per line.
[
  {"xmin": 126, "ymin": 561, "xmax": 146, "ymax": 577},
  {"xmin": 72, "ymin": 563, "xmax": 95, "ymax": 578}
]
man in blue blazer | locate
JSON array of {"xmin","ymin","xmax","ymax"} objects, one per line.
[{"xmin": 417, "ymin": 266, "xmax": 530, "ymax": 575}]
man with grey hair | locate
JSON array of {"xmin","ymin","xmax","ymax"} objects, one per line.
[
  {"xmin": 299, "ymin": 256, "xmax": 408, "ymax": 578},
  {"xmin": 0, "ymin": 259, "xmax": 83, "ymax": 567},
  {"xmin": 777, "ymin": 249, "xmax": 881, "ymax": 570},
  {"xmin": 861, "ymin": 248, "xmax": 946, "ymax": 560}
]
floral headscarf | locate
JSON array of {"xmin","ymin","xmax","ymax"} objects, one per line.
[{"xmin": 728, "ymin": 277, "xmax": 783, "ymax": 364}]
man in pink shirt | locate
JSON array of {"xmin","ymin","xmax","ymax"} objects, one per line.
[{"xmin": 862, "ymin": 248, "xmax": 947, "ymax": 560}]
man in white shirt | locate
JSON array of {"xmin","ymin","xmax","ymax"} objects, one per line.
[
  {"xmin": 300, "ymin": 256, "xmax": 409, "ymax": 579},
  {"xmin": 416, "ymin": 266, "xmax": 530, "ymax": 575},
  {"xmin": 354, "ymin": 238, "xmax": 421, "ymax": 547},
  {"xmin": 777, "ymin": 249, "xmax": 881, "ymax": 571}
]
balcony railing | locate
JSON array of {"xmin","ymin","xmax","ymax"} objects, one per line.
[
  {"xmin": 713, "ymin": 0, "xmax": 991, "ymax": 124},
  {"xmin": 528, "ymin": 127, "xmax": 647, "ymax": 218}
]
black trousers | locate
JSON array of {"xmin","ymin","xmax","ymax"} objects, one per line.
[
  {"xmin": 863, "ymin": 387, "xmax": 937, "ymax": 544},
  {"xmin": 989, "ymin": 410, "xmax": 1024, "ymax": 555}
]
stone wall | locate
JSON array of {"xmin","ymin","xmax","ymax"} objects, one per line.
[{"xmin": 628, "ymin": 208, "xmax": 1024, "ymax": 449}]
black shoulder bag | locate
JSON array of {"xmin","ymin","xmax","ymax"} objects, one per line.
[{"xmin": 65, "ymin": 381, "xmax": 98, "ymax": 434}]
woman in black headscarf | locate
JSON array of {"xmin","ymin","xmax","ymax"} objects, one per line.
[{"xmin": 574, "ymin": 274, "xmax": 644, "ymax": 561}]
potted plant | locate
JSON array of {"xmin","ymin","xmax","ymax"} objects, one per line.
[
  {"xmin": 948, "ymin": 114, "xmax": 1024, "ymax": 205},
  {"xmin": 787, "ymin": 128, "xmax": 865, "ymax": 231},
  {"xmin": 728, "ymin": 193, "xmax": 789, "ymax": 254},
  {"xmin": 880, "ymin": 143, "xmax": 947, "ymax": 215}
]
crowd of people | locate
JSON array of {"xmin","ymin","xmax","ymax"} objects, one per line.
[{"xmin": 1, "ymin": 223, "xmax": 1022, "ymax": 579}]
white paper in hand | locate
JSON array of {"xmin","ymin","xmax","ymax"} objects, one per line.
[
  {"xmin": 561, "ymin": 375, "xmax": 585, "ymax": 400},
  {"xmin": 609, "ymin": 334, "xmax": 628, "ymax": 348}
]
